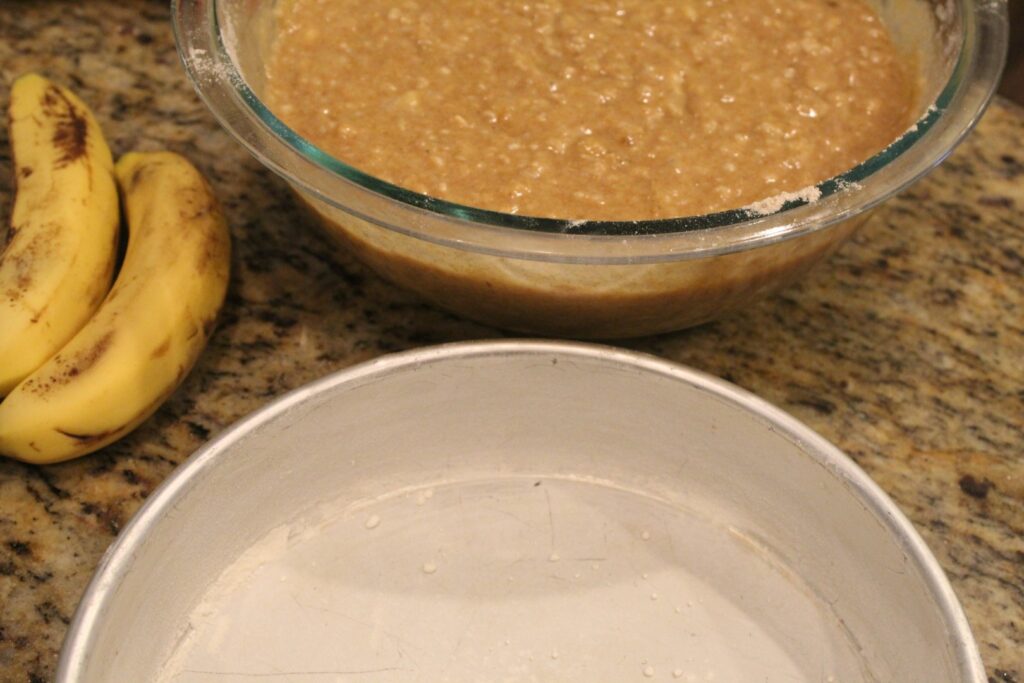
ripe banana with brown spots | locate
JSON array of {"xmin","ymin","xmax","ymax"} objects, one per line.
[
  {"xmin": 0, "ymin": 73, "xmax": 120, "ymax": 395},
  {"xmin": 0, "ymin": 151, "xmax": 231, "ymax": 463}
]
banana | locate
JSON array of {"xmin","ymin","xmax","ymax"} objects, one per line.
[
  {"xmin": 0, "ymin": 151, "xmax": 231, "ymax": 464},
  {"xmin": 0, "ymin": 73, "xmax": 120, "ymax": 395}
]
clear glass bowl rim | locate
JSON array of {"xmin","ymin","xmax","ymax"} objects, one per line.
[{"xmin": 172, "ymin": 0, "xmax": 1008, "ymax": 264}]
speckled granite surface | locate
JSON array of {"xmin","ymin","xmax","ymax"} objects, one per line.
[{"xmin": 0, "ymin": 2, "xmax": 1021, "ymax": 681}]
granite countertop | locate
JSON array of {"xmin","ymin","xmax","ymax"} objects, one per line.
[{"xmin": 0, "ymin": 2, "xmax": 1022, "ymax": 681}]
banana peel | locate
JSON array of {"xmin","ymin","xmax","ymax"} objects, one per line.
[
  {"xmin": 0, "ymin": 151, "xmax": 231, "ymax": 463},
  {"xmin": 0, "ymin": 73, "xmax": 120, "ymax": 395}
]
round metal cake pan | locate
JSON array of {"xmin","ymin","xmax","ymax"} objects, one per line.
[{"xmin": 56, "ymin": 341, "xmax": 984, "ymax": 682}]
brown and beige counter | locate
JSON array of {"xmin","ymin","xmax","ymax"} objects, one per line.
[{"xmin": 0, "ymin": 2, "xmax": 1022, "ymax": 681}]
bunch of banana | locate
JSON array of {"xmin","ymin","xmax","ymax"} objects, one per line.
[{"xmin": 0, "ymin": 75, "xmax": 231, "ymax": 464}]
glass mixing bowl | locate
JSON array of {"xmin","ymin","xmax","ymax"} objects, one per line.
[{"xmin": 172, "ymin": 0, "xmax": 1007, "ymax": 338}]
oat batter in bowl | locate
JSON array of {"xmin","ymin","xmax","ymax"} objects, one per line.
[
  {"xmin": 173, "ymin": 0, "xmax": 1006, "ymax": 337},
  {"xmin": 265, "ymin": 0, "xmax": 913, "ymax": 221}
]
